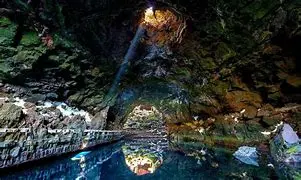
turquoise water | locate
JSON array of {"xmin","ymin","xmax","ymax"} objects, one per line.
[{"xmin": 0, "ymin": 140, "xmax": 294, "ymax": 179}]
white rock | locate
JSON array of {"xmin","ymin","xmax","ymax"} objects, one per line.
[
  {"xmin": 281, "ymin": 123, "xmax": 300, "ymax": 147},
  {"xmin": 233, "ymin": 146, "xmax": 259, "ymax": 166},
  {"xmin": 37, "ymin": 100, "xmax": 92, "ymax": 122},
  {"xmin": 261, "ymin": 131, "xmax": 271, "ymax": 136},
  {"xmin": 13, "ymin": 97, "xmax": 26, "ymax": 108}
]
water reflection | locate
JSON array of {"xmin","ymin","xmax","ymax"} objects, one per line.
[
  {"xmin": 0, "ymin": 142, "xmax": 123, "ymax": 180},
  {"xmin": 0, "ymin": 140, "xmax": 298, "ymax": 179},
  {"xmin": 122, "ymin": 138, "xmax": 168, "ymax": 176}
]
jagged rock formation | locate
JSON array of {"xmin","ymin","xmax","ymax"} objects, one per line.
[
  {"xmin": 0, "ymin": 85, "xmax": 123, "ymax": 168},
  {"xmin": 0, "ymin": 0, "xmax": 301, "ymax": 167}
]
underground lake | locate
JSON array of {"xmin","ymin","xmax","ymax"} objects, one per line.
[{"xmin": 1, "ymin": 0, "xmax": 301, "ymax": 179}]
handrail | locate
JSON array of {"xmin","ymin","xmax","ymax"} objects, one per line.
[{"xmin": 0, "ymin": 128, "xmax": 123, "ymax": 133}]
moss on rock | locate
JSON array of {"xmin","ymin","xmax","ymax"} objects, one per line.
[
  {"xmin": 20, "ymin": 32, "xmax": 41, "ymax": 46},
  {"xmin": 13, "ymin": 46, "xmax": 47, "ymax": 66},
  {"xmin": 241, "ymin": 0, "xmax": 279, "ymax": 20},
  {"xmin": 215, "ymin": 42, "xmax": 236, "ymax": 64},
  {"xmin": 200, "ymin": 57, "xmax": 217, "ymax": 70},
  {"xmin": 0, "ymin": 17, "xmax": 17, "ymax": 46}
]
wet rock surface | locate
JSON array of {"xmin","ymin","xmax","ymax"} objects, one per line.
[
  {"xmin": 233, "ymin": 146, "xmax": 259, "ymax": 166},
  {"xmin": 271, "ymin": 124, "xmax": 301, "ymax": 163},
  {"xmin": 108, "ymin": 82, "xmax": 190, "ymax": 129},
  {"xmin": 0, "ymin": 0, "xmax": 301, "ymax": 178}
]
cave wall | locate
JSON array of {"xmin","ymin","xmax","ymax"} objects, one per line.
[{"xmin": 0, "ymin": 0, "xmax": 300, "ymax": 121}]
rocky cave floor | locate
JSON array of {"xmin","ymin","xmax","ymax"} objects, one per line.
[{"xmin": 0, "ymin": 0, "xmax": 301, "ymax": 179}]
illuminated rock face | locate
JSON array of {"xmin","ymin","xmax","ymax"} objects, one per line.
[
  {"xmin": 123, "ymin": 105, "xmax": 164, "ymax": 130},
  {"xmin": 142, "ymin": 7, "xmax": 186, "ymax": 47},
  {"xmin": 144, "ymin": 7, "xmax": 176, "ymax": 29}
]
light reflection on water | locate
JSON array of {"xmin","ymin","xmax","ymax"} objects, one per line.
[
  {"xmin": 122, "ymin": 138, "xmax": 167, "ymax": 176},
  {"xmin": 0, "ymin": 139, "xmax": 297, "ymax": 180}
]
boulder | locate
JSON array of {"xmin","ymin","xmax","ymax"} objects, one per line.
[
  {"xmin": 46, "ymin": 93, "xmax": 59, "ymax": 100},
  {"xmin": 10, "ymin": 146, "xmax": 21, "ymax": 158},
  {"xmin": 243, "ymin": 106, "xmax": 258, "ymax": 119},
  {"xmin": 233, "ymin": 146, "xmax": 259, "ymax": 166},
  {"xmin": 0, "ymin": 103, "xmax": 22, "ymax": 127},
  {"xmin": 90, "ymin": 106, "xmax": 109, "ymax": 129},
  {"xmin": 225, "ymin": 91, "xmax": 262, "ymax": 112},
  {"xmin": 262, "ymin": 116, "xmax": 280, "ymax": 127},
  {"xmin": 24, "ymin": 108, "xmax": 39, "ymax": 124},
  {"xmin": 270, "ymin": 123, "xmax": 301, "ymax": 163},
  {"xmin": 257, "ymin": 104, "xmax": 273, "ymax": 117},
  {"xmin": 281, "ymin": 124, "xmax": 299, "ymax": 147},
  {"xmin": 69, "ymin": 115, "xmax": 86, "ymax": 130},
  {"xmin": 13, "ymin": 48, "xmax": 46, "ymax": 67}
]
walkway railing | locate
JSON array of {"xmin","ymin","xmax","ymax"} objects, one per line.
[
  {"xmin": 1, "ymin": 142, "xmax": 123, "ymax": 180},
  {"xmin": 0, "ymin": 128, "xmax": 124, "ymax": 169}
]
